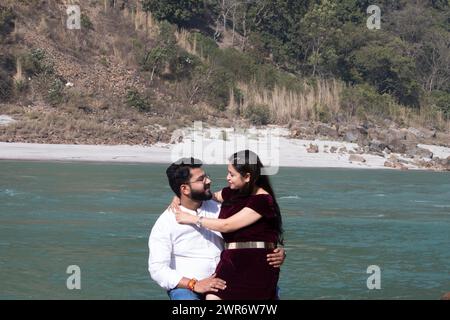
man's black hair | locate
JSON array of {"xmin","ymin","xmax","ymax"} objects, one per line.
[{"xmin": 166, "ymin": 157, "xmax": 203, "ymax": 197}]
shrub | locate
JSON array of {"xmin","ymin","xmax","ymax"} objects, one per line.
[
  {"xmin": 429, "ymin": 90, "xmax": 450, "ymax": 118},
  {"xmin": 140, "ymin": 21, "xmax": 178, "ymax": 77},
  {"xmin": 189, "ymin": 32, "xmax": 219, "ymax": 60},
  {"xmin": 244, "ymin": 104, "xmax": 271, "ymax": 125},
  {"xmin": 14, "ymin": 79, "xmax": 28, "ymax": 93},
  {"xmin": 126, "ymin": 89, "xmax": 152, "ymax": 112},
  {"xmin": 0, "ymin": 69, "xmax": 12, "ymax": 101},
  {"xmin": 201, "ymin": 66, "xmax": 234, "ymax": 111},
  {"xmin": 81, "ymin": 14, "xmax": 94, "ymax": 31},
  {"xmin": 21, "ymin": 49, "xmax": 54, "ymax": 76},
  {"xmin": 47, "ymin": 78, "xmax": 64, "ymax": 106},
  {"xmin": 341, "ymin": 84, "xmax": 399, "ymax": 119},
  {"xmin": 170, "ymin": 51, "xmax": 201, "ymax": 80}
]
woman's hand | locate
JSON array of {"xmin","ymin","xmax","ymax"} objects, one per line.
[
  {"xmin": 168, "ymin": 195, "xmax": 181, "ymax": 212},
  {"xmin": 267, "ymin": 247, "xmax": 286, "ymax": 268},
  {"xmin": 174, "ymin": 207, "xmax": 197, "ymax": 225}
]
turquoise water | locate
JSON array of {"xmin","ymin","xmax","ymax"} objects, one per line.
[{"xmin": 0, "ymin": 161, "xmax": 449, "ymax": 299}]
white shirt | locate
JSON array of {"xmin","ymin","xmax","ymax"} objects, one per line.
[{"xmin": 148, "ymin": 200, "xmax": 224, "ymax": 290}]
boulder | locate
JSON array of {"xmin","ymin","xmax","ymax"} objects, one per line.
[
  {"xmin": 406, "ymin": 147, "xmax": 433, "ymax": 159},
  {"xmin": 344, "ymin": 129, "xmax": 360, "ymax": 143},
  {"xmin": 290, "ymin": 122, "xmax": 316, "ymax": 138},
  {"xmin": 438, "ymin": 156, "xmax": 450, "ymax": 171},
  {"xmin": 407, "ymin": 127, "xmax": 437, "ymax": 140},
  {"xmin": 436, "ymin": 132, "xmax": 450, "ymax": 147},
  {"xmin": 341, "ymin": 124, "xmax": 368, "ymax": 143},
  {"xmin": 330, "ymin": 146, "xmax": 337, "ymax": 153},
  {"xmin": 386, "ymin": 161, "xmax": 409, "ymax": 170},
  {"xmin": 388, "ymin": 155, "xmax": 399, "ymax": 163},
  {"xmin": 369, "ymin": 140, "xmax": 387, "ymax": 153},
  {"xmin": 338, "ymin": 147, "xmax": 348, "ymax": 154},
  {"xmin": 384, "ymin": 161, "xmax": 395, "ymax": 168},
  {"xmin": 307, "ymin": 144, "xmax": 319, "ymax": 153},
  {"xmin": 387, "ymin": 138, "xmax": 407, "ymax": 154},
  {"xmin": 316, "ymin": 123, "xmax": 339, "ymax": 138},
  {"xmin": 349, "ymin": 154, "xmax": 366, "ymax": 163}
]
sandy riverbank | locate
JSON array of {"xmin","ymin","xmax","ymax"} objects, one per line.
[{"xmin": 1, "ymin": 126, "xmax": 449, "ymax": 170}]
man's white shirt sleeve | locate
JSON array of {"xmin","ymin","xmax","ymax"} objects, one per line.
[{"xmin": 148, "ymin": 214, "xmax": 183, "ymax": 290}]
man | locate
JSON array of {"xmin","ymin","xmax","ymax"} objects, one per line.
[{"xmin": 148, "ymin": 157, "xmax": 285, "ymax": 300}]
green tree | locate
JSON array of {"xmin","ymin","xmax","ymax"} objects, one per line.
[
  {"xmin": 352, "ymin": 38, "xmax": 421, "ymax": 107},
  {"xmin": 141, "ymin": 0, "xmax": 205, "ymax": 27},
  {"xmin": 141, "ymin": 22, "xmax": 177, "ymax": 81},
  {"xmin": 299, "ymin": 0, "xmax": 340, "ymax": 76}
]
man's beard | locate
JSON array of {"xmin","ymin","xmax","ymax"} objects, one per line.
[{"xmin": 190, "ymin": 187, "xmax": 213, "ymax": 201}]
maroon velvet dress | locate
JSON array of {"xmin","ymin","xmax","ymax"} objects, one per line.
[{"xmin": 211, "ymin": 187, "xmax": 280, "ymax": 300}]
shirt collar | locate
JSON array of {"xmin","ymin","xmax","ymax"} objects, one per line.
[{"xmin": 179, "ymin": 201, "xmax": 204, "ymax": 215}]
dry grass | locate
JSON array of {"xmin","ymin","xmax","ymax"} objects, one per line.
[
  {"xmin": 234, "ymin": 79, "xmax": 449, "ymax": 131},
  {"xmin": 236, "ymin": 79, "xmax": 343, "ymax": 123},
  {"xmin": 175, "ymin": 29, "xmax": 195, "ymax": 54}
]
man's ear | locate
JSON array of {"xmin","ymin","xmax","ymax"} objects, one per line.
[{"xmin": 180, "ymin": 184, "xmax": 190, "ymax": 196}]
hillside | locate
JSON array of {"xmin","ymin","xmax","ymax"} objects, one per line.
[{"xmin": 0, "ymin": 0, "xmax": 449, "ymax": 155}]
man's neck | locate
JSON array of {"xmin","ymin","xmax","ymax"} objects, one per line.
[{"xmin": 180, "ymin": 197, "xmax": 202, "ymax": 211}]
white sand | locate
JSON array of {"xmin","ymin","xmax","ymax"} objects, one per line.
[{"xmin": 1, "ymin": 126, "xmax": 449, "ymax": 170}]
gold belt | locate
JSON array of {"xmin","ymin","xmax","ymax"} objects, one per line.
[{"xmin": 225, "ymin": 241, "xmax": 276, "ymax": 250}]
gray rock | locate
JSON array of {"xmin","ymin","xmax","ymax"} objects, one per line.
[
  {"xmin": 407, "ymin": 127, "xmax": 437, "ymax": 140},
  {"xmin": 306, "ymin": 144, "xmax": 319, "ymax": 153},
  {"xmin": 316, "ymin": 123, "xmax": 338, "ymax": 138},
  {"xmin": 406, "ymin": 147, "xmax": 433, "ymax": 159},
  {"xmin": 388, "ymin": 155, "xmax": 399, "ymax": 162},
  {"xmin": 369, "ymin": 140, "xmax": 387, "ymax": 153},
  {"xmin": 387, "ymin": 138, "xmax": 407, "ymax": 154},
  {"xmin": 385, "ymin": 160, "xmax": 409, "ymax": 170},
  {"xmin": 349, "ymin": 154, "xmax": 366, "ymax": 163},
  {"xmin": 290, "ymin": 122, "xmax": 316, "ymax": 138},
  {"xmin": 344, "ymin": 129, "xmax": 360, "ymax": 143},
  {"xmin": 384, "ymin": 161, "xmax": 395, "ymax": 168},
  {"xmin": 338, "ymin": 147, "xmax": 348, "ymax": 154}
]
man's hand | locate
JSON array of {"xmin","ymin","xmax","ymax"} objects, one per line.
[
  {"xmin": 267, "ymin": 247, "xmax": 286, "ymax": 268},
  {"xmin": 168, "ymin": 195, "xmax": 181, "ymax": 212},
  {"xmin": 194, "ymin": 274, "xmax": 227, "ymax": 293}
]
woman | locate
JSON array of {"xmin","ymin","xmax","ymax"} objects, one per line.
[{"xmin": 173, "ymin": 150, "xmax": 284, "ymax": 300}]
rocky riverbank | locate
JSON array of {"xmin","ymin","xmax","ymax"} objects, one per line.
[{"xmin": 289, "ymin": 120, "xmax": 450, "ymax": 171}]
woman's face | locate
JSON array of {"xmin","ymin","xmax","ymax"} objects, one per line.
[{"xmin": 227, "ymin": 164, "xmax": 250, "ymax": 190}]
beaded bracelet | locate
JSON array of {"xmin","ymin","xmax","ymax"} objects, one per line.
[{"xmin": 187, "ymin": 278, "xmax": 197, "ymax": 291}]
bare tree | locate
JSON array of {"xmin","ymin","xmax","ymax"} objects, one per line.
[{"xmin": 419, "ymin": 30, "xmax": 450, "ymax": 92}]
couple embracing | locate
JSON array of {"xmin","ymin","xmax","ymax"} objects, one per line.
[{"xmin": 148, "ymin": 150, "xmax": 285, "ymax": 300}]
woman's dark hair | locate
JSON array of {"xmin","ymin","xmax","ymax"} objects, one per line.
[
  {"xmin": 227, "ymin": 150, "xmax": 284, "ymax": 246},
  {"xmin": 166, "ymin": 157, "xmax": 202, "ymax": 197}
]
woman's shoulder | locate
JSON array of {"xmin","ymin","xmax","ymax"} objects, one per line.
[
  {"xmin": 248, "ymin": 189, "xmax": 274, "ymax": 205},
  {"xmin": 253, "ymin": 188, "xmax": 271, "ymax": 197}
]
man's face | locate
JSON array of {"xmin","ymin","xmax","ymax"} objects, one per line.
[{"xmin": 185, "ymin": 168, "xmax": 213, "ymax": 201}]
